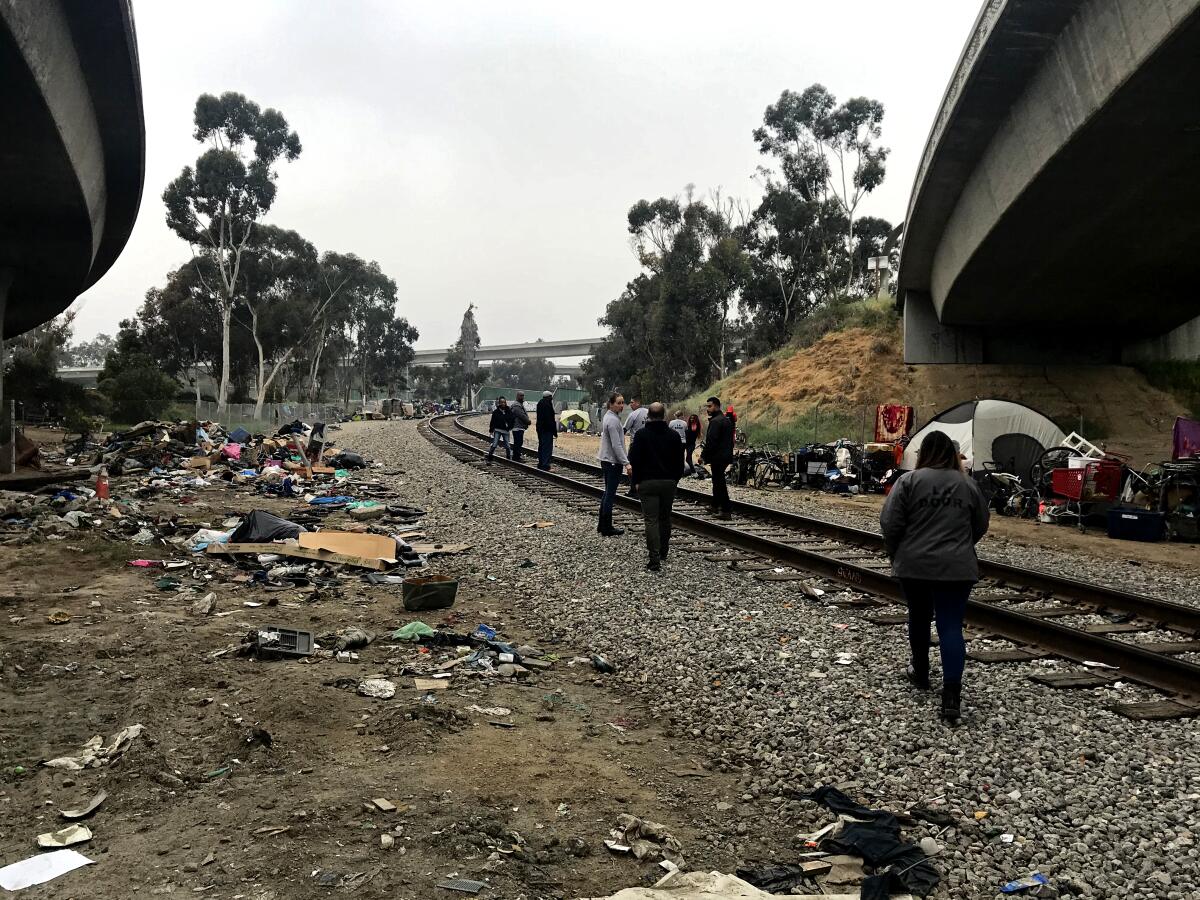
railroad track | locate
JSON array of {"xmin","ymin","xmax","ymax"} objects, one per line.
[{"xmin": 421, "ymin": 413, "xmax": 1200, "ymax": 718}]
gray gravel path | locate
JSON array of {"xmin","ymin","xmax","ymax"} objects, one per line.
[{"xmin": 347, "ymin": 420, "xmax": 1200, "ymax": 900}]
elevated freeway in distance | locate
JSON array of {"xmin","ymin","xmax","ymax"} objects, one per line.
[
  {"xmin": 897, "ymin": 0, "xmax": 1200, "ymax": 364},
  {"xmin": 412, "ymin": 337, "xmax": 604, "ymax": 378}
]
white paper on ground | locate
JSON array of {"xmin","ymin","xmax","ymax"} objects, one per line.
[{"xmin": 0, "ymin": 849, "xmax": 94, "ymax": 890}]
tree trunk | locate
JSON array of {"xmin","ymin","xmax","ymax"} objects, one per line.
[
  {"xmin": 217, "ymin": 298, "xmax": 233, "ymax": 413},
  {"xmin": 845, "ymin": 217, "xmax": 855, "ymax": 296},
  {"xmin": 307, "ymin": 321, "xmax": 328, "ymax": 403},
  {"xmin": 252, "ymin": 308, "xmax": 267, "ymax": 421}
]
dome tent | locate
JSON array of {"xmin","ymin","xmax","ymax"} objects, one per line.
[{"xmin": 902, "ymin": 400, "xmax": 1065, "ymax": 480}]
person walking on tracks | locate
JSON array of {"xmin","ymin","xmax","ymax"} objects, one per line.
[
  {"xmin": 623, "ymin": 397, "xmax": 648, "ymax": 498},
  {"xmin": 629, "ymin": 402, "xmax": 685, "ymax": 571},
  {"xmin": 485, "ymin": 397, "xmax": 514, "ymax": 464},
  {"xmin": 700, "ymin": 397, "xmax": 734, "ymax": 519},
  {"xmin": 597, "ymin": 392, "xmax": 631, "ymax": 536},
  {"xmin": 535, "ymin": 390, "xmax": 556, "ymax": 470},
  {"xmin": 880, "ymin": 429, "xmax": 989, "ymax": 725},
  {"xmin": 685, "ymin": 413, "xmax": 702, "ymax": 475},
  {"xmin": 509, "ymin": 390, "xmax": 531, "ymax": 462},
  {"xmin": 668, "ymin": 409, "xmax": 687, "ymax": 445}
]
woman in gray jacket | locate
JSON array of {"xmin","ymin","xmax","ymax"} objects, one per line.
[{"xmin": 879, "ymin": 429, "xmax": 989, "ymax": 724}]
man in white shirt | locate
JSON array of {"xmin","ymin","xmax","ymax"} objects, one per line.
[{"xmin": 598, "ymin": 393, "xmax": 632, "ymax": 536}]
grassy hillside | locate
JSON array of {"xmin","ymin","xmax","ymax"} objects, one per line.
[{"xmin": 677, "ymin": 300, "xmax": 1190, "ymax": 464}]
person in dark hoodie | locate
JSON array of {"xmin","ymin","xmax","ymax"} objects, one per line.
[
  {"xmin": 880, "ymin": 429, "xmax": 989, "ymax": 725},
  {"xmin": 509, "ymin": 390, "xmax": 531, "ymax": 462},
  {"xmin": 628, "ymin": 402, "xmax": 685, "ymax": 571},
  {"xmin": 699, "ymin": 397, "xmax": 734, "ymax": 519},
  {"xmin": 535, "ymin": 390, "xmax": 556, "ymax": 470},
  {"xmin": 485, "ymin": 397, "xmax": 513, "ymax": 464}
]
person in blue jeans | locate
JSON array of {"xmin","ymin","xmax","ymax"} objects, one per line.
[
  {"xmin": 485, "ymin": 398, "xmax": 513, "ymax": 464},
  {"xmin": 880, "ymin": 429, "xmax": 989, "ymax": 724},
  {"xmin": 597, "ymin": 392, "xmax": 631, "ymax": 536}
]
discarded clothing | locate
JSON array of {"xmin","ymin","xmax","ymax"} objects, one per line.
[
  {"xmin": 228, "ymin": 427, "xmax": 251, "ymax": 444},
  {"xmin": 802, "ymin": 786, "xmax": 939, "ymax": 897},
  {"xmin": 230, "ymin": 510, "xmax": 306, "ymax": 543},
  {"xmin": 735, "ymin": 863, "xmax": 811, "ymax": 893}
]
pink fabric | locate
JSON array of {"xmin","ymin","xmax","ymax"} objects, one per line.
[
  {"xmin": 221, "ymin": 443, "xmax": 242, "ymax": 460},
  {"xmin": 1173, "ymin": 417, "xmax": 1200, "ymax": 460}
]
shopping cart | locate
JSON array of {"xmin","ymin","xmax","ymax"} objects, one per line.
[{"xmin": 1050, "ymin": 460, "xmax": 1123, "ymax": 531}]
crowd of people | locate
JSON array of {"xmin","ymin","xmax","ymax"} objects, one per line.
[{"xmin": 479, "ymin": 390, "xmax": 990, "ymax": 724}]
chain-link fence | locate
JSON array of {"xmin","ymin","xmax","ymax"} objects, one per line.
[{"xmin": 192, "ymin": 401, "xmax": 348, "ymax": 431}]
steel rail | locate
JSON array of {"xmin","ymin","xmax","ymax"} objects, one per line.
[
  {"xmin": 427, "ymin": 414, "xmax": 1200, "ymax": 701},
  {"xmin": 452, "ymin": 413, "xmax": 1200, "ymax": 635}
]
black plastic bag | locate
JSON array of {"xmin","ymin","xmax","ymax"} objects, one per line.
[
  {"xmin": 230, "ymin": 510, "xmax": 307, "ymax": 543},
  {"xmin": 329, "ymin": 451, "xmax": 366, "ymax": 469}
]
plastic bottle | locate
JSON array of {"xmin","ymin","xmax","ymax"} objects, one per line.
[{"xmin": 95, "ymin": 467, "xmax": 110, "ymax": 500}]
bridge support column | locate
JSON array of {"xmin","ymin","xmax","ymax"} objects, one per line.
[
  {"xmin": 902, "ymin": 291, "xmax": 983, "ymax": 364},
  {"xmin": 1123, "ymin": 312, "xmax": 1200, "ymax": 363},
  {"xmin": 0, "ymin": 270, "xmax": 11, "ymax": 468}
]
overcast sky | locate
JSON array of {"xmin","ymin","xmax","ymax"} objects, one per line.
[{"xmin": 72, "ymin": 0, "xmax": 981, "ymax": 350}]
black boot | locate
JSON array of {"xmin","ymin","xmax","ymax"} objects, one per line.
[
  {"xmin": 646, "ymin": 554, "xmax": 660, "ymax": 572},
  {"xmin": 941, "ymin": 681, "xmax": 962, "ymax": 725},
  {"xmin": 906, "ymin": 663, "xmax": 930, "ymax": 690},
  {"xmin": 599, "ymin": 511, "xmax": 624, "ymax": 537},
  {"xmin": 659, "ymin": 532, "xmax": 670, "ymax": 560}
]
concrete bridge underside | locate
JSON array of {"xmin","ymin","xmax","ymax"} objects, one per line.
[{"xmin": 898, "ymin": 0, "xmax": 1200, "ymax": 364}]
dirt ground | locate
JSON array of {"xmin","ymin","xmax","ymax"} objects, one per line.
[
  {"xmin": 0, "ymin": 443, "xmax": 788, "ymax": 898},
  {"xmin": 545, "ymin": 432, "xmax": 1200, "ymax": 572}
]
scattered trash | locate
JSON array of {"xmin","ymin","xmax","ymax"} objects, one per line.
[
  {"xmin": 519, "ymin": 521, "xmax": 555, "ymax": 528},
  {"xmin": 591, "ymin": 654, "xmax": 617, "ymax": 674},
  {"xmin": 36, "ymin": 824, "xmax": 92, "ymax": 849},
  {"xmin": 402, "ymin": 574, "xmax": 459, "ymax": 611},
  {"xmin": 394, "ymin": 621, "xmax": 436, "ymax": 642},
  {"xmin": 43, "ymin": 724, "xmax": 145, "ymax": 770},
  {"xmin": 1002, "ymin": 872, "xmax": 1050, "ymax": 893},
  {"xmin": 798, "ymin": 785, "xmax": 939, "ymax": 896},
  {"xmin": 60, "ymin": 791, "xmax": 107, "ymax": 821},
  {"xmin": 358, "ymin": 679, "xmax": 397, "ymax": 699},
  {"xmin": 466, "ymin": 705, "xmax": 512, "ymax": 717},
  {"xmin": 472, "ymin": 624, "xmax": 497, "ymax": 641},
  {"xmin": 413, "ymin": 677, "xmax": 451, "ymax": 691},
  {"xmin": 241, "ymin": 627, "xmax": 314, "ymax": 659},
  {"xmin": 611, "ymin": 813, "xmax": 684, "ymax": 866},
  {"xmin": 371, "ymin": 798, "xmax": 397, "ymax": 812},
  {"xmin": 0, "ymin": 849, "xmax": 94, "ymax": 891},
  {"xmin": 46, "ymin": 609, "xmax": 72, "ymax": 624},
  {"xmin": 437, "ymin": 877, "xmax": 488, "ymax": 894},
  {"xmin": 192, "ymin": 593, "xmax": 217, "ymax": 616},
  {"xmin": 229, "ymin": 510, "xmax": 306, "ymax": 543},
  {"xmin": 1083, "ymin": 660, "xmax": 1119, "ymax": 670}
]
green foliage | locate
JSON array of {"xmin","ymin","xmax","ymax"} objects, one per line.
[
  {"xmin": 99, "ymin": 338, "xmax": 179, "ymax": 423},
  {"xmin": 1134, "ymin": 360, "xmax": 1200, "ymax": 417},
  {"xmin": 491, "ymin": 357, "xmax": 557, "ymax": 389},
  {"xmin": 584, "ymin": 193, "xmax": 747, "ymax": 400},
  {"xmin": 790, "ymin": 294, "xmax": 899, "ymax": 348},
  {"xmin": 738, "ymin": 405, "xmax": 863, "ymax": 447}
]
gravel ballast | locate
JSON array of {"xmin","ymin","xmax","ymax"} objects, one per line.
[{"xmin": 347, "ymin": 419, "xmax": 1200, "ymax": 900}]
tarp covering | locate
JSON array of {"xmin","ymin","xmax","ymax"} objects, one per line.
[
  {"xmin": 1174, "ymin": 416, "xmax": 1200, "ymax": 460},
  {"xmin": 902, "ymin": 400, "xmax": 1064, "ymax": 479},
  {"xmin": 229, "ymin": 511, "xmax": 306, "ymax": 543}
]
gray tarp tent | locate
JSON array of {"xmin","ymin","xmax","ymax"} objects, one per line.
[{"xmin": 902, "ymin": 399, "xmax": 1065, "ymax": 480}]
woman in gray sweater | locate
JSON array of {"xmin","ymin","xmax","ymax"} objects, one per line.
[{"xmin": 880, "ymin": 429, "xmax": 989, "ymax": 724}]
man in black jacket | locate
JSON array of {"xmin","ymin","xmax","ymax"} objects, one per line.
[
  {"xmin": 628, "ymin": 402, "xmax": 685, "ymax": 571},
  {"xmin": 485, "ymin": 398, "xmax": 513, "ymax": 464},
  {"xmin": 700, "ymin": 396, "xmax": 734, "ymax": 519},
  {"xmin": 535, "ymin": 391, "xmax": 556, "ymax": 470}
]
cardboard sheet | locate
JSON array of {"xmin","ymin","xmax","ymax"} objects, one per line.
[{"xmin": 299, "ymin": 531, "xmax": 396, "ymax": 559}]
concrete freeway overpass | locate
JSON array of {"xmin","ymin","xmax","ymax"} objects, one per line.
[
  {"xmin": 898, "ymin": 0, "xmax": 1200, "ymax": 364},
  {"xmin": 1, "ymin": 0, "xmax": 144, "ymax": 339}
]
